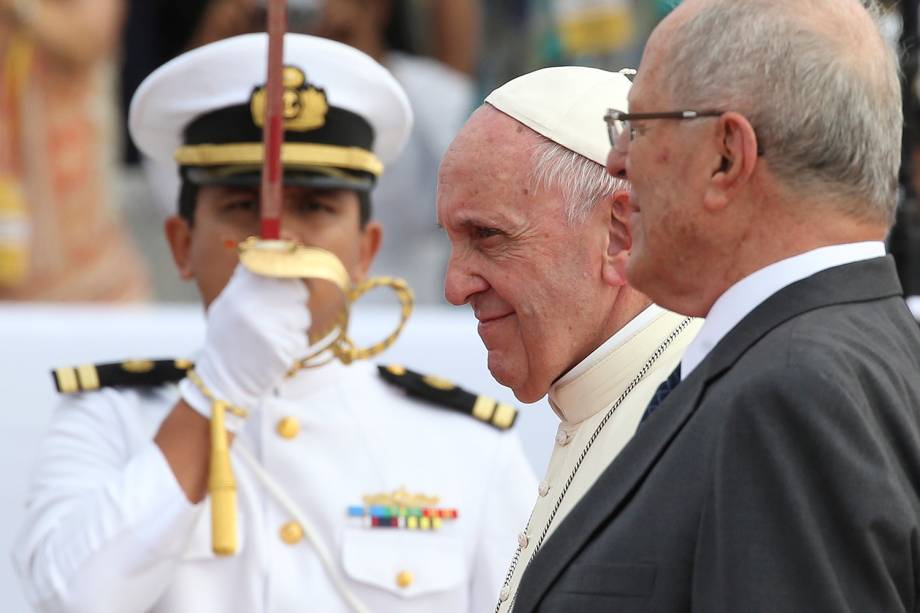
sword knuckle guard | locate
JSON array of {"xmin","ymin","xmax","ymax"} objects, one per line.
[{"xmin": 237, "ymin": 237, "xmax": 414, "ymax": 371}]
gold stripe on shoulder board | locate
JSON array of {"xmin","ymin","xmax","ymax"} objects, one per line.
[
  {"xmin": 386, "ymin": 364, "xmax": 407, "ymax": 376},
  {"xmin": 492, "ymin": 403, "xmax": 517, "ymax": 430},
  {"xmin": 54, "ymin": 367, "xmax": 79, "ymax": 394},
  {"xmin": 472, "ymin": 396, "xmax": 496, "ymax": 422},
  {"xmin": 122, "ymin": 360, "xmax": 155, "ymax": 374},
  {"xmin": 472, "ymin": 397, "xmax": 518, "ymax": 430},
  {"xmin": 76, "ymin": 364, "xmax": 100, "ymax": 391},
  {"xmin": 422, "ymin": 375, "xmax": 456, "ymax": 391}
]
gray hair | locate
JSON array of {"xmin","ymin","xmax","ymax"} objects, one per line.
[
  {"xmin": 664, "ymin": 0, "xmax": 902, "ymax": 225},
  {"xmin": 529, "ymin": 138, "xmax": 627, "ymax": 225}
]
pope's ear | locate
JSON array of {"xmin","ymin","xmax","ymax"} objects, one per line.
[
  {"xmin": 609, "ymin": 189, "xmax": 633, "ymax": 254},
  {"xmin": 603, "ymin": 189, "xmax": 632, "ymax": 287}
]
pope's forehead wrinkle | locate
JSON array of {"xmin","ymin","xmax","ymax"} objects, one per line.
[{"xmin": 452, "ymin": 205, "xmax": 519, "ymax": 227}]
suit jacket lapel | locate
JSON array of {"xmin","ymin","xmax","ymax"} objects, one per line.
[
  {"xmin": 513, "ymin": 256, "xmax": 903, "ymax": 612},
  {"xmin": 512, "ymin": 368, "xmax": 708, "ymax": 612},
  {"xmin": 704, "ymin": 256, "xmax": 902, "ymax": 377}
]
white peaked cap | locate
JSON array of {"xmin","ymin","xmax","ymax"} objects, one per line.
[
  {"xmin": 129, "ymin": 33, "xmax": 413, "ymax": 215},
  {"xmin": 485, "ymin": 66, "xmax": 632, "ymax": 166}
]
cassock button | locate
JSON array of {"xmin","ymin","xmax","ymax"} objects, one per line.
[
  {"xmin": 396, "ymin": 570, "xmax": 414, "ymax": 589},
  {"xmin": 518, "ymin": 531, "xmax": 529, "ymax": 549},
  {"xmin": 499, "ymin": 586, "xmax": 511, "ymax": 602},
  {"xmin": 538, "ymin": 481, "xmax": 551, "ymax": 497},
  {"xmin": 280, "ymin": 521, "xmax": 304, "ymax": 545},
  {"xmin": 276, "ymin": 416, "xmax": 301, "ymax": 439},
  {"xmin": 555, "ymin": 430, "xmax": 571, "ymax": 446}
]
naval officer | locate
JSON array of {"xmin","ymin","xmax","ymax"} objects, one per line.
[
  {"xmin": 13, "ymin": 33, "xmax": 535, "ymax": 613},
  {"xmin": 437, "ymin": 66, "xmax": 703, "ymax": 611}
]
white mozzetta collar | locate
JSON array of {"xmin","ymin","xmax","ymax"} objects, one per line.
[
  {"xmin": 549, "ymin": 304, "xmax": 686, "ymax": 424},
  {"xmin": 681, "ymin": 241, "xmax": 886, "ymax": 380}
]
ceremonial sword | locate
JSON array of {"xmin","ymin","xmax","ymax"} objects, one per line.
[
  {"xmin": 212, "ymin": 0, "xmax": 414, "ymax": 557},
  {"xmin": 210, "ymin": 0, "xmax": 290, "ymax": 558},
  {"xmin": 260, "ymin": 0, "xmax": 287, "ymax": 240}
]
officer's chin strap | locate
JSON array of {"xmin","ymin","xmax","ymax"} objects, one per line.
[{"xmin": 234, "ymin": 442, "xmax": 371, "ymax": 613}]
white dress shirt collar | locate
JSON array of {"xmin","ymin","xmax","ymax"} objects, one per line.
[{"xmin": 681, "ymin": 241, "xmax": 886, "ymax": 380}]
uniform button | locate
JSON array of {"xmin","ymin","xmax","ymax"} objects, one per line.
[
  {"xmin": 276, "ymin": 416, "xmax": 301, "ymax": 439},
  {"xmin": 499, "ymin": 586, "xmax": 511, "ymax": 601},
  {"xmin": 538, "ymin": 481, "xmax": 551, "ymax": 497},
  {"xmin": 280, "ymin": 521, "xmax": 304, "ymax": 545},
  {"xmin": 518, "ymin": 531, "xmax": 529, "ymax": 549},
  {"xmin": 555, "ymin": 430, "xmax": 571, "ymax": 446},
  {"xmin": 396, "ymin": 570, "xmax": 414, "ymax": 589}
]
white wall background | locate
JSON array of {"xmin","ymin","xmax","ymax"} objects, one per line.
[{"xmin": 0, "ymin": 303, "xmax": 557, "ymax": 612}]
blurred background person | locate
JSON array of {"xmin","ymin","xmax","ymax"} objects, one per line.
[
  {"xmin": 478, "ymin": 0, "xmax": 673, "ymax": 99},
  {"xmin": 0, "ymin": 0, "xmax": 151, "ymax": 301}
]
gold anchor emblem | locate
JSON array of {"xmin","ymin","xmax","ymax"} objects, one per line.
[{"xmin": 250, "ymin": 66, "xmax": 329, "ymax": 132}]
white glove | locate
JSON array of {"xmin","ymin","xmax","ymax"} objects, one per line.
[{"xmin": 179, "ymin": 264, "xmax": 311, "ymax": 430}]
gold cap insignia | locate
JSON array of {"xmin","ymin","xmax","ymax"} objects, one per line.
[
  {"xmin": 250, "ymin": 66, "xmax": 329, "ymax": 132},
  {"xmin": 362, "ymin": 486, "xmax": 440, "ymax": 508}
]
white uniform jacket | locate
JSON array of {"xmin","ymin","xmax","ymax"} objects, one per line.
[{"xmin": 13, "ymin": 360, "xmax": 536, "ymax": 612}]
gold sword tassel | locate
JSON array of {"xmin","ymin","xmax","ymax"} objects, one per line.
[{"xmin": 209, "ymin": 399, "xmax": 237, "ymax": 556}]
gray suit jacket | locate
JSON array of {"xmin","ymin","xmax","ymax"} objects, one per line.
[{"xmin": 514, "ymin": 256, "xmax": 920, "ymax": 612}]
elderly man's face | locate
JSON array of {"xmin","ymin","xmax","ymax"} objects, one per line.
[
  {"xmin": 606, "ymin": 2, "xmax": 725, "ymax": 315},
  {"xmin": 439, "ymin": 107, "xmax": 621, "ymax": 403}
]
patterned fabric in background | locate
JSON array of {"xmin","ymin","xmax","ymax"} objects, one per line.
[{"xmin": 0, "ymin": 20, "xmax": 151, "ymax": 301}]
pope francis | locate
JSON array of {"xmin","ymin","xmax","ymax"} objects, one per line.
[{"xmin": 436, "ymin": 66, "xmax": 703, "ymax": 612}]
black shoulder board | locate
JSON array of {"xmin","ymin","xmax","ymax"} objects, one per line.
[
  {"xmin": 378, "ymin": 364, "xmax": 518, "ymax": 431},
  {"xmin": 51, "ymin": 359, "xmax": 194, "ymax": 394}
]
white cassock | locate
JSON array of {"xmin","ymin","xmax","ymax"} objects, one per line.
[
  {"xmin": 14, "ymin": 360, "xmax": 536, "ymax": 613},
  {"xmin": 497, "ymin": 306, "xmax": 702, "ymax": 612}
]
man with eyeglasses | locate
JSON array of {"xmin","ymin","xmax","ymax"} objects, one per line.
[
  {"xmin": 509, "ymin": 0, "xmax": 920, "ymax": 611},
  {"xmin": 437, "ymin": 66, "xmax": 703, "ymax": 612}
]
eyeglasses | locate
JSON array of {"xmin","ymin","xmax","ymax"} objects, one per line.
[{"xmin": 604, "ymin": 109, "xmax": 724, "ymax": 147}]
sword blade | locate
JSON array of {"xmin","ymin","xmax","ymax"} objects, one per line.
[{"xmin": 260, "ymin": 0, "xmax": 288, "ymax": 239}]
